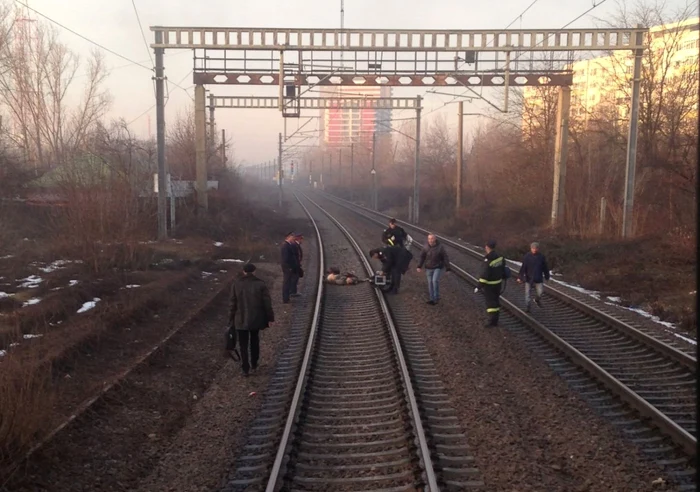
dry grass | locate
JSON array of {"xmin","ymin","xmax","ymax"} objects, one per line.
[{"xmin": 0, "ymin": 355, "xmax": 54, "ymax": 469}]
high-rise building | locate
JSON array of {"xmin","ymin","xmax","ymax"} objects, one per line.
[
  {"xmin": 521, "ymin": 17, "xmax": 699, "ymax": 131},
  {"xmin": 320, "ymin": 86, "xmax": 393, "ymax": 146}
]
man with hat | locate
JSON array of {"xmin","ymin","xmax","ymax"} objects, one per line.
[
  {"xmin": 476, "ymin": 240, "xmax": 506, "ymax": 327},
  {"xmin": 281, "ymin": 232, "xmax": 301, "ymax": 303},
  {"xmin": 228, "ymin": 263, "xmax": 275, "ymax": 376}
]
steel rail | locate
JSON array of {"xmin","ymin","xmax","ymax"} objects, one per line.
[
  {"xmin": 313, "ymin": 191, "xmax": 697, "ymax": 458},
  {"xmin": 318, "ymin": 190, "xmax": 697, "ymax": 371},
  {"xmin": 302, "ymin": 192, "xmax": 440, "ymax": 491},
  {"xmin": 264, "ymin": 196, "xmax": 326, "ymax": 492}
]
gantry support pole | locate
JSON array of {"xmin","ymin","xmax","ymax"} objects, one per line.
[
  {"xmin": 154, "ymin": 30, "xmax": 167, "ymax": 240},
  {"xmin": 350, "ymin": 143, "xmax": 354, "ymax": 202},
  {"xmin": 413, "ymin": 95, "xmax": 422, "ymax": 224},
  {"xmin": 371, "ymin": 132, "xmax": 377, "ymax": 211},
  {"xmin": 550, "ymin": 86, "xmax": 571, "ymax": 228},
  {"xmin": 622, "ymin": 26, "xmax": 645, "ymax": 238},
  {"xmin": 456, "ymin": 101, "xmax": 463, "ymax": 211},
  {"xmin": 195, "ymin": 84, "xmax": 208, "ymax": 211},
  {"xmin": 278, "ymin": 132, "xmax": 283, "ymax": 207},
  {"xmin": 208, "ymin": 93, "xmax": 216, "ymax": 145}
]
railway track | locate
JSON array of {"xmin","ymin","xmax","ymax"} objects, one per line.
[
  {"xmin": 313, "ymin": 191, "xmax": 697, "ymax": 486},
  {"xmin": 222, "ymin": 194, "xmax": 483, "ymax": 491}
]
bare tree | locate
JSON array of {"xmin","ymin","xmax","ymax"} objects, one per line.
[{"xmin": 0, "ymin": 6, "xmax": 110, "ymax": 169}]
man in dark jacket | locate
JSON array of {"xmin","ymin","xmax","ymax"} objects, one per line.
[
  {"xmin": 517, "ymin": 241, "xmax": 550, "ymax": 312},
  {"xmin": 290, "ymin": 233, "xmax": 304, "ymax": 297},
  {"xmin": 370, "ymin": 245, "xmax": 407, "ymax": 294},
  {"xmin": 381, "ymin": 218, "xmax": 407, "ymax": 247},
  {"xmin": 416, "ymin": 234, "xmax": 450, "ymax": 305},
  {"xmin": 476, "ymin": 240, "xmax": 506, "ymax": 327},
  {"xmin": 229, "ymin": 263, "xmax": 274, "ymax": 376},
  {"xmin": 280, "ymin": 232, "xmax": 300, "ymax": 303}
]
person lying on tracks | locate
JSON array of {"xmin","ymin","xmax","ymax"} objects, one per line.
[{"xmin": 325, "ymin": 267, "xmax": 367, "ymax": 285}]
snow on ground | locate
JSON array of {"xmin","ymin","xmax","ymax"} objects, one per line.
[
  {"xmin": 0, "ymin": 254, "xmax": 14, "ymax": 260},
  {"xmin": 77, "ymin": 298, "xmax": 101, "ymax": 314},
  {"xmin": 69, "ymin": 280, "xmax": 79, "ymax": 287},
  {"xmin": 23, "ymin": 298, "xmax": 42, "ymax": 307},
  {"xmin": 201, "ymin": 272, "xmax": 213, "ymax": 278},
  {"xmin": 38, "ymin": 259, "xmax": 73, "ymax": 273},
  {"xmin": 551, "ymin": 278, "xmax": 696, "ymax": 345},
  {"xmin": 0, "ymin": 350, "xmax": 6, "ymax": 357},
  {"xmin": 124, "ymin": 284, "xmax": 140, "ymax": 289},
  {"xmin": 0, "ymin": 292, "xmax": 9, "ymax": 299},
  {"xmin": 221, "ymin": 259, "xmax": 244, "ymax": 263},
  {"xmin": 551, "ymin": 279, "xmax": 602, "ymax": 300},
  {"xmin": 18, "ymin": 275, "xmax": 43, "ymax": 289},
  {"xmin": 9, "ymin": 343, "xmax": 19, "ymax": 347},
  {"xmin": 23, "ymin": 333, "xmax": 43, "ymax": 339},
  {"xmin": 214, "ymin": 242, "xmax": 224, "ymax": 247}
]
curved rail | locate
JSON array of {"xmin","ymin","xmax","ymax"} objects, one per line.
[
  {"xmin": 264, "ymin": 193, "xmax": 439, "ymax": 491},
  {"xmin": 314, "ymin": 191, "xmax": 697, "ymax": 458}
]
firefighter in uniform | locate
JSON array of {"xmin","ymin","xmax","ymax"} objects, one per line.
[
  {"xmin": 477, "ymin": 240, "xmax": 505, "ymax": 327},
  {"xmin": 381, "ymin": 218, "xmax": 407, "ymax": 247}
]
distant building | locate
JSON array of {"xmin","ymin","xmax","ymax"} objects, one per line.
[
  {"xmin": 321, "ymin": 86, "xmax": 393, "ymax": 146},
  {"xmin": 522, "ymin": 17, "xmax": 699, "ymax": 131}
]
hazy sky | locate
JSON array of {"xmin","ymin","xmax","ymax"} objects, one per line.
[{"xmin": 21, "ymin": 0, "xmax": 690, "ymax": 165}]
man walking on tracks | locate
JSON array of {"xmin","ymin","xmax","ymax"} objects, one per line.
[
  {"xmin": 516, "ymin": 241, "xmax": 550, "ymax": 312},
  {"xmin": 228, "ymin": 263, "xmax": 274, "ymax": 377},
  {"xmin": 281, "ymin": 232, "xmax": 301, "ymax": 303},
  {"xmin": 476, "ymin": 240, "xmax": 507, "ymax": 327},
  {"xmin": 416, "ymin": 234, "xmax": 451, "ymax": 305},
  {"xmin": 290, "ymin": 233, "xmax": 304, "ymax": 297}
]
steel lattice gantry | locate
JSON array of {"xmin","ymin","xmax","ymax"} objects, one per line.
[{"xmin": 150, "ymin": 25, "xmax": 648, "ymax": 231}]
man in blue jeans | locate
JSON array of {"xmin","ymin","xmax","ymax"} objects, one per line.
[
  {"xmin": 416, "ymin": 234, "xmax": 451, "ymax": 305},
  {"xmin": 517, "ymin": 241, "xmax": 550, "ymax": 312}
]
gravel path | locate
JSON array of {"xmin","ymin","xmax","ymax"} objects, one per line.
[{"xmin": 318, "ymin": 196, "xmax": 673, "ymax": 492}]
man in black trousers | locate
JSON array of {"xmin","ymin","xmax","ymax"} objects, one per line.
[
  {"xmin": 280, "ymin": 232, "xmax": 300, "ymax": 303},
  {"xmin": 228, "ymin": 263, "xmax": 274, "ymax": 376}
]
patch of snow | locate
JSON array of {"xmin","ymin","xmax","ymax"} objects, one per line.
[
  {"xmin": 124, "ymin": 284, "xmax": 140, "ymax": 289},
  {"xmin": 77, "ymin": 298, "xmax": 101, "ymax": 314},
  {"xmin": 18, "ymin": 275, "xmax": 43, "ymax": 289},
  {"xmin": 49, "ymin": 321, "xmax": 64, "ymax": 326},
  {"xmin": 0, "ymin": 254, "xmax": 14, "ymax": 260},
  {"xmin": 0, "ymin": 292, "xmax": 9, "ymax": 299},
  {"xmin": 201, "ymin": 272, "xmax": 213, "ymax": 278},
  {"xmin": 23, "ymin": 333, "xmax": 43, "ymax": 339},
  {"xmin": 38, "ymin": 260, "xmax": 73, "ymax": 273},
  {"xmin": 673, "ymin": 333, "xmax": 697, "ymax": 345},
  {"xmin": 550, "ymin": 278, "xmax": 601, "ymax": 300},
  {"xmin": 139, "ymin": 240, "xmax": 156, "ymax": 245},
  {"xmin": 259, "ymin": 255, "xmax": 265, "ymax": 260},
  {"xmin": 10, "ymin": 343, "xmax": 19, "ymax": 347},
  {"xmin": 690, "ymin": 290, "xmax": 697, "ymax": 295},
  {"xmin": 69, "ymin": 280, "xmax": 79, "ymax": 287},
  {"xmin": 214, "ymin": 242, "xmax": 224, "ymax": 247},
  {"xmin": 220, "ymin": 270, "xmax": 228, "ymax": 273},
  {"xmin": 0, "ymin": 350, "xmax": 6, "ymax": 357},
  {"xmin": 23, "ymin": 298, "xmax": 42, "ymax": 307},
  {"xmin": 507, "ymin": 259, "xmax": 523, "ymax": 267},
  {"xmin": 221, "ymin": 259, "xmax": 244, "ymax": 263},
  {"xmin": 607, "ymin": 296, "xmax": 622, "ymax": 303}
]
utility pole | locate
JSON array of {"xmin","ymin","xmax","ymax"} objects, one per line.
[
  {"xmin": 622, "ymin": 26, "xmax": 644, "ymax": 238},
  {"xmin": 154, "ymin": 30, "xmax": 167, "ymax": 240},
  {"xmin": 338, "ymin": 148, "xmax": 342, "ymax": 188},
  {"xmin": 413, "ymin": 95, "xmax": 422, "ymax": 224},
  {"xmin": 278, "ymin": 132, "xmax": 283, "ymax": 207},
  {"xmin": 371, "ymin": 132, "xmax": 377, "ymax": 211},
  {"xmin": 350, "ymin": 142, "xmax": 354, "ymax": 201},
  {"xmin": 208, "ymin": 93, "xmax": 215, "ymax": 145},
  {"xmin": 456, "ymin": 101, "xmax": 463, "ymax": 211},
  {"xmin": 221, "ymin": 129, "xmax": 226, "ymax": 166},
  {"xmin": 550, "ymin": 86, "xmax": 571, "ymax": 229},
  {"xmin": 195, "ymin": 85, "xmax": 208, "ymax": 212}
]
